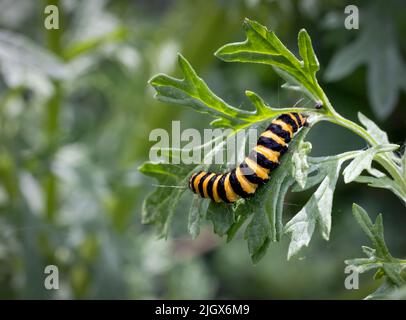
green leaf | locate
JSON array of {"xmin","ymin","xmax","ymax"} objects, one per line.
[
  {"xmin": 139, "ymin": 162, "xmax": 191, "ymax": 237},
  {"xmin": 206, "ymin": 202, "xmax": 235, "ymax": 236},
  {"xmin": 298, "ymin": 29, "xmax": 319, "ymax": 80},
  {"xmin": 284, "ymin": 159, "xmax": 342, "ymax": 259},
  {"xmin": 215, "ymin": 18, "xmax": 320, "ymax": 101},
  {"xmin": 343, "ymin": 142, "xmax": 400, "ymax": 185},
  {"xmin": 149, "ymin": 54, "xmax": 247, "ymax": 128},
  {"xmin": 358, "ymin": 112, "xmax": 401, "ymax": 165},
  {"xmin": 149, "ymin": 53, "xmax": 314, "ymax": 130},
  {"xmin": 244, "ymin": 207, "xmax": 271, "ymax": 264},
  {"xmin": 291, "ymin": 141, "xmax": 312, "ymax": 188},
  {"xmin": 354, "ymin": 175, "xmax": 406, "ymax": 204},
  {"xmin": 226, "ymin": 204, "xmax": 250, "ymax": 243},
  {"xmin": 188, "ymin": 196, "xmax": 209, "ymax": 239},
  {"xmin": 358, "ymin": 113, "xmax": 390, "ymax": 145},
  {"xmin": 346, "ymin": 204, "xmax": 406, "ymax": 291},
  {"xmin": 343, "ymin": 148, "xmax": 377, "ymax": 183},
  {"xmin": 351, "ymin": 204, "xmax": 391, "ymax": 259}
]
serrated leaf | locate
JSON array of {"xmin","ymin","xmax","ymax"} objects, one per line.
[
  {"xmin": 149, "ymin": 54, "xmax": 249, "ymax": 128},
  {"xmin": 206, "ymin": 202, "xmax": 235, "ymax": 236},
  {"xmin": 347, "ymin": 204, "xmax": 406, "ymax": 292},
  {"xmin": 352, "ymin": 204, "xmax": 391, "ymax": 260},
  {"xmin": 149, "ymin": 53, "xmax": 312, "ymax": 129},
  {"xmin": 226, "ymin": 204, "xmax": 250, "ymax": 243},
  {"xmin": 215, "ymin": 18, "xmax": 320, "ymax": 101},
  {"xmin": 358, "ymin": 112, "xmax": 401, "ymax": 166},
  {"xmin": 244, "ymin": 207, "xmax": 271, "ymax": 264},
  {"xmin": 188, "ymin": 196, "xmax": 209, "ymax": 239},
  {"xmin": 357, "ymin": 113, "xmax": 390, "ymax": 145},
  {"xmin": 285, "ymin": 159, "xmax": 341, "ymax": 259},
  {"xmin": 139, "ymin": 162, "xmax": 192, "ymax": 237},
  {"xmin": 343, "ymin": 148, "xmax": 377, "ymax": 183},
  {"xmin": 298, "ymin": 29, "xmax": 319, "ymax": 79},
  {"xmin": 291, "ymin": 141, "xmax": 312, "ymax": 188},
  {"xmin": 354, "ymin": 175, "xmax": 406, "ymax": 204},
  {"xmin": 343, "ymin": 142, "xmax": 400, "ymax": 184}
]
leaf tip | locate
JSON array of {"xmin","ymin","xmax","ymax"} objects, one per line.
[
  {"xmin": 352, "ymin": 202, "xmax": 361, "ymax": 212},
  {"xmin": 213, "ymin": 47, "xmax": 222, "ymax": 58},
  {"xmin": 243, "ymin": 17, "xmax": 252, "ymax": 26},
  {"xmin": 245, "ymin": 90, "xmax": 254, "ymax": 97},
  {"xmin": 177, "ymin": 52, "xmax": 188, "ymax": 66},
  {"xmin": 147, "ymin": 74, "xmax": 158, "ymax": 86},
  {"xmin": 298, "ymin": 28, "xmax": 307, "ymax": 35}
]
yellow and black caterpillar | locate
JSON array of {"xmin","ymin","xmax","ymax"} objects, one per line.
[{"xmin": 189, "ymin": 113, "xmax": 307, "ymax": 203}]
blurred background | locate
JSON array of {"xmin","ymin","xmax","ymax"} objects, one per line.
[{"xmin": 0, "ymin": 0, "xmax": 405, "ymax": 299}]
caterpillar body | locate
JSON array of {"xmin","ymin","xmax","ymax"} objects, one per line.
[{"xmin": 188, "ymin": 112, "xmax": 307, "ymax": 203}]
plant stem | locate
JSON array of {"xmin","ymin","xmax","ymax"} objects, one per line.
[
  {"xmin": 314, "ymin": 84, "xmax": 406, "ymax": 200},
  {"xmin": 44, "ymin": 0, "xmax": 63, "ymax": 222}
]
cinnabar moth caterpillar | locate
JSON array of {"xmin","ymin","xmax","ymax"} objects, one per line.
[{"xmin": 189, "ymin": 113, "xmax": 307, "ymax": 203}]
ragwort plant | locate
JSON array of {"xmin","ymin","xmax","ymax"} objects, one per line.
[{"xmin": 141, "ymin": 19, "xmax": 406, "ymax": 298}]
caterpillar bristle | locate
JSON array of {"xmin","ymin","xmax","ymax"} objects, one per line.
[{"xmin": 189, "ymin": 113, "xmax": 307, "ymax": 203}]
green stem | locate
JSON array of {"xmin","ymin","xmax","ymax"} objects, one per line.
[
  {"xmin": 314, "ymin": 83, "xmax": 406, "ymax": 199},
  {"xmin": 44, "ymin": 0, "xmax": 63, "ymax": 222},
  {"xmin": 329, "ymin": 114, "xmax": 406, "ymax": 194}
]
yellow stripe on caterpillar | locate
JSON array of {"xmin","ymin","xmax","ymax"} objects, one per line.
[
  {"xmin": 272, "ymin": 119, "xmax": 293, "ymax": 138},
  {"xmin": 224, "ymin": 173, "xmax": 240, "ymax": 202},
  {"xmin": 254, "ymin": 145, "xmax": 280, "ymax": 163},
  {"xmin": 202, "ymin": 172, "xmax": 216, "ymax": 198},
  {"xmin": 260, "ymin": 130, "xmax": 287, "ymax": 146},
  {"xmin": 236, "ymin": 167, "xmax": 257, "ymax": 194},
  {"xmin": 212, "ymin": 175, "xmax": 222, "ymax": 202},
  {"xmin": 244, "ymin": 157, "xmax": 269, "ymax": 180}
]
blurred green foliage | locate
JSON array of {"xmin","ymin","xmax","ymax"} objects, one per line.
[{"xmin": 0, "ymin": 0, "xmax": 405, "ymax": 299}]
